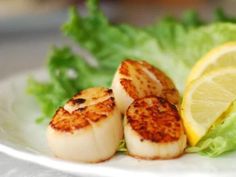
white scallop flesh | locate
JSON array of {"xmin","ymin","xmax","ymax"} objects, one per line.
[
  {"xmin": 47, "ymin": 87, "xmax": 123, "ymax": 163},
  {"xmin": 124, "ymin": 96, "xmax": 186, "ymax": 159}
]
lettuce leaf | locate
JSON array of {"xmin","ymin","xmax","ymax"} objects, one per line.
[
  {"xmin": 182, "ymin": 23, "xmax": 236, "ymax": 66},
  {"xmin": 187, "ymin": 101, "xmax": 236, "ymax": 157},
  {"xmin": 63, "ymin": 6, "xmax": 162, "ymax": 72},
  {"xmin": 27, "ymin": 46, "xmax": 114, "ymax": 122},
  {"xmin": 27, "ymin": 0, "xmax": 236, "ymax": 125}
]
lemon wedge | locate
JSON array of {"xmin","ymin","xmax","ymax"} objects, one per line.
[
  {"xmin": 187, "ymin": 42, "xmax": 236, "ymax": 85},
  {"xmin": 181, "ymin": 68, "xmax": 236, "ymax": 146}
]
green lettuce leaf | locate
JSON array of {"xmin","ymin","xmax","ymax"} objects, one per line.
[
  {"xmin": 187, "ymin": 101, "xmax": 236, "ymax": 157},
  {"xmin": 182, "ymin": 23, "xmax": 236, "ymax": 66},
  {"xmin": 27, "ymin": 46, "xmax": 113, "ymax": 121},
  {"xmin": 62, "ymin": 3, "xmax": 190, "ymax": 91},
  {"xmin": 117, "ymin": 139, "xmax": 127, "ymax": 153},
  {"xmin": 28, "ymin": 0, "xmax": 236, "ymax": 124}
]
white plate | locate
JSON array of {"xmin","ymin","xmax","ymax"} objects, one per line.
[{"xmin": 0, "ymin": 69, "xmax": 236, "ymax": 177}]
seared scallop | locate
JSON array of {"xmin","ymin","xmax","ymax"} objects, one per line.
[
  {"xmin": 47, "ymin": 87, "xmax": 123, "ymax": 163},
  {"xmin": 112, "ymin": 59, "xmax": 179, "ymax": 114},
  {"xmin": 124, "ymin": 96, "xmax": 186, "ymax": 159}
]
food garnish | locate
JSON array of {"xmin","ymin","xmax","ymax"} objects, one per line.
[
  {"xmin": 187, "ymin": 100, "xmax": 236, "ymax": 157},
  {"xmin": 187, "ymin": 42, "xmax": 236, "ymax": 84},
  {"xmin": 182, "ymin": 68, "xmax": 236, "ymax": 146}
]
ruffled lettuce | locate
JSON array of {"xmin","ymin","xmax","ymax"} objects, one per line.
[{"xmin": 27, "ymin": 0, "xmax": 236, "ymax": 133}]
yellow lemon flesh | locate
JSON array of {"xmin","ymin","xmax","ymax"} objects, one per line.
[
  {"xmin": 182, "ymin": 68, "xmax": 236, "ymax": 146},
  {"xmin": 187, "ymin": 42, "xmax": 236, "ymax": 85}
]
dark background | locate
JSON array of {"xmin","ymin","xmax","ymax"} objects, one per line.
[{"xmin": 0, "ymin": 0, "xmax": 235, "ymax": 25}]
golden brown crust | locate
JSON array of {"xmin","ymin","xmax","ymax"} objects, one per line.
[
  {"xmin": 120, "ymin": 79, "xmax": 139, "ymax": 99},
  {"xmin": 141, "ymin": 61, "xmax": 179, "ymax": 106},
  {"xmin": 50, "ymin": 87, "xmax": 115, "ymax": 132},
  {"xmin": 50, "ymin": 107, "xmax": 90, "ymax": 132},
  {"xmin": 119, "ymin": 59, "xmax": 179, "ymax": 106},
  {"xmin": 67, "ymin": 87, "xmax": 113, "ymax": 108},
  {"xmin": 126, "ymin": 96, "xmax": 182, "ymax": 143},
  {"xmin": 119, "ymin": 60, "xmax": 130, "ymax": 76}
]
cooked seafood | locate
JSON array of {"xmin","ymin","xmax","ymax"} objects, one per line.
[
  {"xmin": 47, "ymin": 87, "xmax": 123, "ymax": 163},
  {"xmin": 112, "ymin": 59, "xmax": 179, "ymax": 113},
  {"xmin": 124, "ymin": 96, "xmax": 186, "ymax": 159}
]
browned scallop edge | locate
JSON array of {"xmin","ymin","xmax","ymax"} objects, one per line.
[
  {"xmin": 119, "ymin": 59, "xmax": 131, "ymax": 76},
  {"xmin": 120, "ymin": 79, "xmax": 139, "ymax": 99},
  {"xmin": 126, "ymin": 96, "xmax": 183, "ymax": 143},
  {"xmin": 119, "ymin": 60, "xmax": 139, "ymax": 99},
  {"xmin": 141, "ymin": 60, "xmax": 180, "ymax": 106},
  {"xmin": 68, "ymin": 88, "xmax": 113, "ymax": 106},
  {"xmin": 49, "ymin": 96, "xmax": 116, "ymax": 133},
  {"xmin": 118, "ymin": 59, "xmax": 179, "ymax": 105}
]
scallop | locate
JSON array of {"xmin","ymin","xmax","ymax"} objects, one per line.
[
  {"xmin": 112, "ymin": 59, "xmax": 179, "ymax": 114},
  {"xmin": 47, "ymin": 87, "xmax": 123, "ymax": 163},
  {"xmin": 124, "ymin": 96, "xmax": 186, "ymax": 159}
]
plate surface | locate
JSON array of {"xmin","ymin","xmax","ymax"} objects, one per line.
[{"xmin": 0, "ymin": 69, "xmax": 235, "ymax": 177}]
